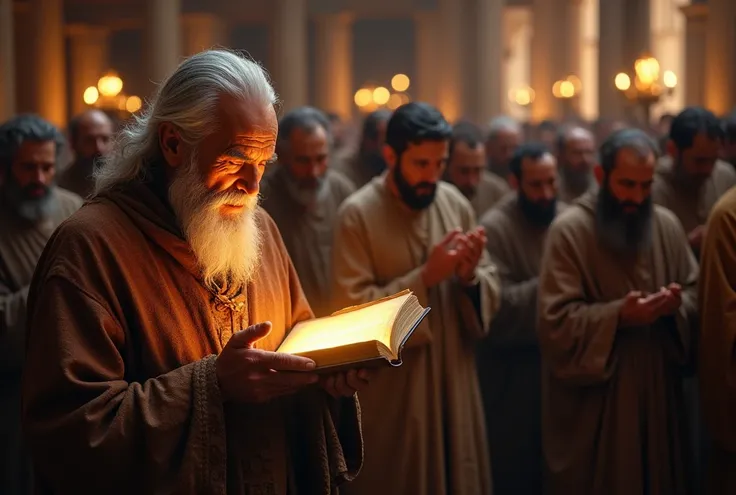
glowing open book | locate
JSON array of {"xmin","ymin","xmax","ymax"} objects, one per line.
[{"xmin": 277, "ymin": 290, "xmax": 431, "ymax": 371}]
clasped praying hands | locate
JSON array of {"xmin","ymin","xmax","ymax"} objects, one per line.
[
  {"xmin": 618, "ymin": 283, "xmax": 683, "ymax": 328},
  {"xmin": 421, "ymin": 227, "xmax": 486, "ymax": 288}
]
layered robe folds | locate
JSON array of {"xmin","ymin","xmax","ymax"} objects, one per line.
[
  {"xmin": 261, "ymin": 166, "xmax": 356, "ymax": 317},
  {"xmin": 331, "ymin": 176, "xmax": 500, "ymax": 495},
  {"xmin": 477, "ymin": 194, "xmax": 562, "ymax": 495},
  {"xmin": 698, "ymin": 187, "xmax": 736, "ymax": 494},
  {"xmin": 0, "ymin": 187, "xmax": 81, "ymax": 495},
  {"xmin": 537, "ymin": 191, "xmax": 698, "ymax": 495},
  {"xmin": 21, "ymin": 172, "xmax": 362, "ymax": 495},
  {"xmin": 469, "ymin": 171, "xmax": 510, "ymax": 220}
]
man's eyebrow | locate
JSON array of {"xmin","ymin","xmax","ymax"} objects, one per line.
[{"xmin": 222, "ymin": 147, "xmax": 247, "ymax": 159}]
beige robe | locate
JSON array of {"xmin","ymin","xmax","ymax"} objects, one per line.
[
  {"xmin": 0, "ymin": 187, "xmax": 81, "ymax": 495},
  {"xmin": 331, "ymin": 176, "xmax": 500, "ymax": 495},
  {"xmin": 469, "ymin": 170, "xmax": 510, "ymax": 220},
  {"xmin": 261, "ymin": 166, "xmax": 356, "ymax": 317},
  {"xmin": 538, "ymin": 191, "xmax": 698, "ymax": 495},
  {"xmin": 477, "ymin": 194, "xmax": 563, "ymax": 495},
  {"xmin": 698, "ymin": 186, "xmax": 736, "ymax": 494},
  {"xmin": 22, "ymin": 170, "xmax": 362, "ymax": 494},
  {"xmin": 653, "ymin": 156, "xmax": 736, "ymax": 234}
]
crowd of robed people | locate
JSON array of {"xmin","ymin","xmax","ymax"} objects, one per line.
[{"xmin": 2, "ymin": 49, "xmax": 736, "ymax": 495}]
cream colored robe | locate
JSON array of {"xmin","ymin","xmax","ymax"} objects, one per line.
[
  {"xmin": 477, "ymin": 194, "xmax": 563, "ymax": 495},
  {"xmin": 0, "ymin": 187, "xmax": 82, "ymax": 495},
  {"xmin": 698, "ymin": 186, "xmax": 736, "ymax": 494},
  {"xmin": 261, "ymin": 166, "xmax": 356, "ymax": 317},
  {"xmin": 469, "ymin": 170, "xmax": 510, "ymax": 220},
  {"xmin": 538, "ymin": 191, "xmax": 699, "ymax": 495},
  {"xmin": 331, "ymin": 176, "xmax": 500, "ymax": 495}
]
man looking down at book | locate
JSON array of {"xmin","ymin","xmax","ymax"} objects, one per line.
[
  {"xmin": 331, "ymin": 102, "xmax": 501, "ymax": 495},
  {"xmin": 20, "ymin": 50, "xmax": 365, "ymax": 495}
]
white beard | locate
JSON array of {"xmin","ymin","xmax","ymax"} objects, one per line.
[{"xmin": 168, "ymin": 155, "xmax": 262, "ymax": 291}]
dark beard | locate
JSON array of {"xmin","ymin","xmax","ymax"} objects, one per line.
[
  {"xmin": 394, "ymin": 164, "xmax": 436, "ymax": 211},
  {"xmin": 1, "ymin": 175, "xmax": 58, "ymax": 223},
  {"xmin": 595, "ymin": 182, "xmax": 653, "ymax": 254},
  {"xmin": 518, "ymin": 193, "xmax": 556, "ymax": 227}
]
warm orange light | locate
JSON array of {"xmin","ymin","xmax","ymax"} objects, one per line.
[
  {"xmin": 83, "ymin": 86, "xmax": 99, "ymax": 105},
  {"xmin": 97, "ymin": 71, "xmax": 123, "ymax": 98},
  {"xmin": 354, "ymin": 88, "xmax": 373, "ymax": 107},
  {"xmin": 663, "ymin": 70, "xmax": 677, "ymax": 89},
  {"xmin": 125, "ymin": 95, "xmax": 142, "ymax": 113},
  {"xmin": 391, "ymin": 74, "xmax": 410, "ymax": 92},
  {"xmin": 615, "ymin": 73, "xmax": 631, "ymax": 91},
  {"xmin": 373, "ymin": 86, "xmax": 390, "ymax": 105}
]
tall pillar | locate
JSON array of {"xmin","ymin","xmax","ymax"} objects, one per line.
[
  {"xmin": 680, "ymin": 3, "xmax": 708, "ymax": 107},
  {"xmin": 704, "ymin": 0, "xmax": 736, "ymax": 115},
  {"xmin": 471, "ymin": 0, "xmax": 505, "ymax": 123},
  {"xmin": 436, "ymin": 0, "xmax": 464, "ymax": 121},
  {"xmin": 67, "ymin": 25, "xmax": 110, "ymax": 117},
  {"xmin": 145, "ymin": 0, "xmax": 182, "ymax": 85},
  {"xmin": 271, "ymin": 0, "xmax": 308, "ymax": 111},
  {"xmin": 181, "ymin": 13, "xmax": 225, "ymax": 57},
  {"xmin": 597, "ymin": 0, "xmax": 625, "ymax": 119},
  {"xmin": 0, "ymin": 0, "xmax": 14, "ymax": 122},
  {"xmin": 530, "ymin": 0, "xmax": 566, "ymax": 122},
  {"xmin": 504, "ymin": 7, "xmax": 533, "ymax": 121},
  {"xmin": 414, "ymin": 10, "xmax": 439, "ymax": 107},
  {"xmin": 314, "ymin": 12, "xmax": 353, "ymax": 119},
  {"xmin": 29, "ymin": 0, "xmax": 67, "ymax": 127}
]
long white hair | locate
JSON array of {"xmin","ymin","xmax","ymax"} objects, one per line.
[{"xmin": 94, "ymin": 49, "xmax": 278, "ymax": 194}]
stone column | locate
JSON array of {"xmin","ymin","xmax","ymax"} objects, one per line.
[
  {"xmin": 271, "ymin": 0, "xmax": 308, "ymax": 111},
  {"xmin": 436, "ymin": 0, "xmax": 464, "ymax": 121},
  {"xmin": 145, "ymin": 0, "xmax": 182, "ymax": 85},
  {"xmin": 680, "ymin": 3, "xmax": 707, "ymax": 107},
  {"xmin": 704, "ymin": 0, "xmax": 736, "ymax": 115},
  {"xmin": 414, "ymin": 10, "xmax": 438, "ymax": 107},
  {"xmin": 471, "ymin": 0, "xmax": 505, "ymax": 123},
  {"xmin": 29, "ymin": 0, "xmax": 67, "ymax": 127},
  {"xmin": 314, "ymin": 12, "xmax": 353, "ymax": 119},
  {"xmin": 0, "ymin": 0, "xmax": 14, "ymax": 121},
  {"xmin": 597, "ymin": 0, "xmax": 625, "ymax": 119},
  {"xmin": 181, "ymin": 13, "xmax": 225, "ymax": 57},
  {"xmin": 67, "ymin": 25, "xmax": 110, "ymax": 117},
  {"xmin": 530, "ymin": 0, "xmax": 566, "ymax": 122},
  {"xmin": 623, "ymin": 0, "xmax": 651, "ymax": 66},
  {"xmin": 564, "ymin": 0, "xmax": 584, "ymax": 116}
]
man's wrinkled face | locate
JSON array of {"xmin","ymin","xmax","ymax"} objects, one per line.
[
  {"xmin": 2, "ymin": 140, "xmax": 58, "ymax": 222},
  {"xmin": 486, "ymin": 128, "xmax": 520, "ymax": 170},
  {"xmin": 670, "ymin": 132, "xmax": 720, "ymax": 185},
  {"xmin": 385, "ymin": 139, "xmax": 448, "ymax": 210},
  {"xmin": 447, "ymin": 141, "xmax": 485, "ymax": 199},
  {"xmin": 73, "ymin": 112, "xmax": 114, "ymax": 164},
  {"xmin": 280, "ymin": 125, "xmax": 330, "ymax": 207},
  {"xmin": 517, "ymin": 153, "xmax": 558, "ymax": 226}
]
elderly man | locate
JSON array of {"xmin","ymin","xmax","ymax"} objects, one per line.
[
  {"xmin": 333, "ymin": 102, "xmax": 500, "ymax": 495},
  {"xmin": 478, "ymin": 142, "xmax": 562, "ymax": 495},
  {"xmin": 58, "ymin": 109, "xmax": 114, "ymax": 198},
  {"xmin": 444, "ymin": 121, "xmax": 509, "ymax": 219},
  {"xmin": 538, "ymin": 129, "xmax": 698, "ymax": 494},
  {"xmin": 485, "ymin": 116, "xmax": 522, "ymax": 180},
  {"xmin": 21, "ymin": 50, "xmax": 365, "ymax": 495},
  {"xmin": 0, "ymin": 114, "xmax": 82, "ymax": 495},
  {"xmin": 556, "ymin": 125, "xmax": 598, "ymax": 203},
  {"xmin": 261, "ymin": 107, "xmax": 355, "ymax": 317}
]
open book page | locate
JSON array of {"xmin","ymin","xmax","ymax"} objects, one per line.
[{"xmin": 277, "ymin": 293, "xmax": 411, "ymax": 355}]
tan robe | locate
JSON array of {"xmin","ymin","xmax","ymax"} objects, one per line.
[
  {"xmin": 0, "ymin": 187, "xmax": 81, "ymax": 495},
  {"xmin": 261, "ymin": 166, "xmax": 356, "ymax": 317},
  {"xmin": 653, "ymin": 156, "xmax": 736, "ymax": 234},
  {"xmin": 698, "ymin": 187, "xmax": 736, "ymax": 494},
  {"xmin": 331, "ymin": 176, "xmax": 500, "ymax": 495},
  {"xmin": 538, "ymin": 191, "xmax": 698, "ymax": 495},
  {"xmin": 477, "ymin": 194, "xmax": 563, "ymax": 495},
  {"xmin": 21, "ymin": 171, "xmax": 362, "ymax": 495},
  {"xmin": 469, "ymin": 170, "xmax": 510, "ymax": 220}
]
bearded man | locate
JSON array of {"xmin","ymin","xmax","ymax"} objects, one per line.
[
  {"xmin": 485, "ymin": 116, "xmax": 521, "ymax": 180},
  {"xmin": 538, "ymin": 129, "xmax": 698, "ymax": 494},
  {"xmin": 556, "ymin": 125, "xmax": 598, "ymax": 203},
  {"xmin": 478, "ymin": 142, "xmax": 562, "ymax": 495},
  {"xmin": 261, "ymin": 107, "xmax": 355, "ymax": 316},
  {"xmin": 0, "ymin": 114, "xmax": 82, "ymax": 495},
  {"xmin": 332, "ymin": 102, "xmax": 500, "ymax": 495},
  {"xmin": 334, "ymin": 109, "xmax": 391, "ymax": 189},
  {"xmin": 21, "ymin": 50, "xmax": 366, "ymax": 495}
]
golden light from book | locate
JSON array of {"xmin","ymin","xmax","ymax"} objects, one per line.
[
  {"xmin": 97, "ymin": 71, "xmax": 123, "ymax": 98},
  {"xmin": 372, "ymin": 86, "xmax": 391, "ymax": 105},
  {"xmin": 391, "ymin": 74, "xmax": 410, "ymax": 92},
  {"xmin": 83, "ymin": 86, "xmax": 99, "ymax": 105}
]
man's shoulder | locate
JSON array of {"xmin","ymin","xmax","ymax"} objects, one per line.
[
  {"xmin": 707, "ymin": 186, "xmax": 736, "ymax": 231},
  {"xmin": 325, "ymin": 168, "xmax": 357, "ymax": 198},
  {"xmin": 436, "ymin": 181, "xmax": 474, "ymax": 212},
  {"xmin": 652, "ymin": 203, "xmax": 687, "ymax": 234},
  {"xmin": 713, "ymin": 159, "xmax": 736, "ymax": 186},
  {"xmin": 479, "ymin": 196, "xmax": 515, "ymax": 233},
  {"xmin": 338, "ymin": 178, "xmax": 382, "ymax": 214}
]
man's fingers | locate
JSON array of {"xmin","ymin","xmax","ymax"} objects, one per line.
[
  {"xmin": 440, "ymin": 229, "xmax": 463, "ymax": 246},
  {"xmin": 230, "ymin": 321, "xmax": 273, "ymax": 348},
  {"xmin": 263, "ymin": 369, "xmax": 319, "ymax": 388},
  {"xmin": 256, "ymin": 350, "xmax": 317, "ymax": 371},
  {"xmin": 346, "ymin": 369, "xmax": 369, "ymax": 392},
  {"xmin": 333, "ymin": 372, "xmax": 355, "ymax": 396}
]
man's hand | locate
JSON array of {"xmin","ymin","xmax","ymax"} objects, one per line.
[
  {"xmin": 619, "ymin": 286, "xmax": 682, "ymax": 328},
  {"xmin": 422, "ymin": 229, "xmax": 464, "ymax": 288},
  {"xmin": 215, "ymin": 321, "xmax": 318, "ymax": 403},
  {"xmin": 455, "ymin": 226, "xmax": 486, "ymax": 285},
  {"xmin": 688, "ymin": 225, "xmax": 706, "ymax": 251},
  {"xmin": 320, "ymin": 369, "xmax": 371, "ymax": 398}
]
